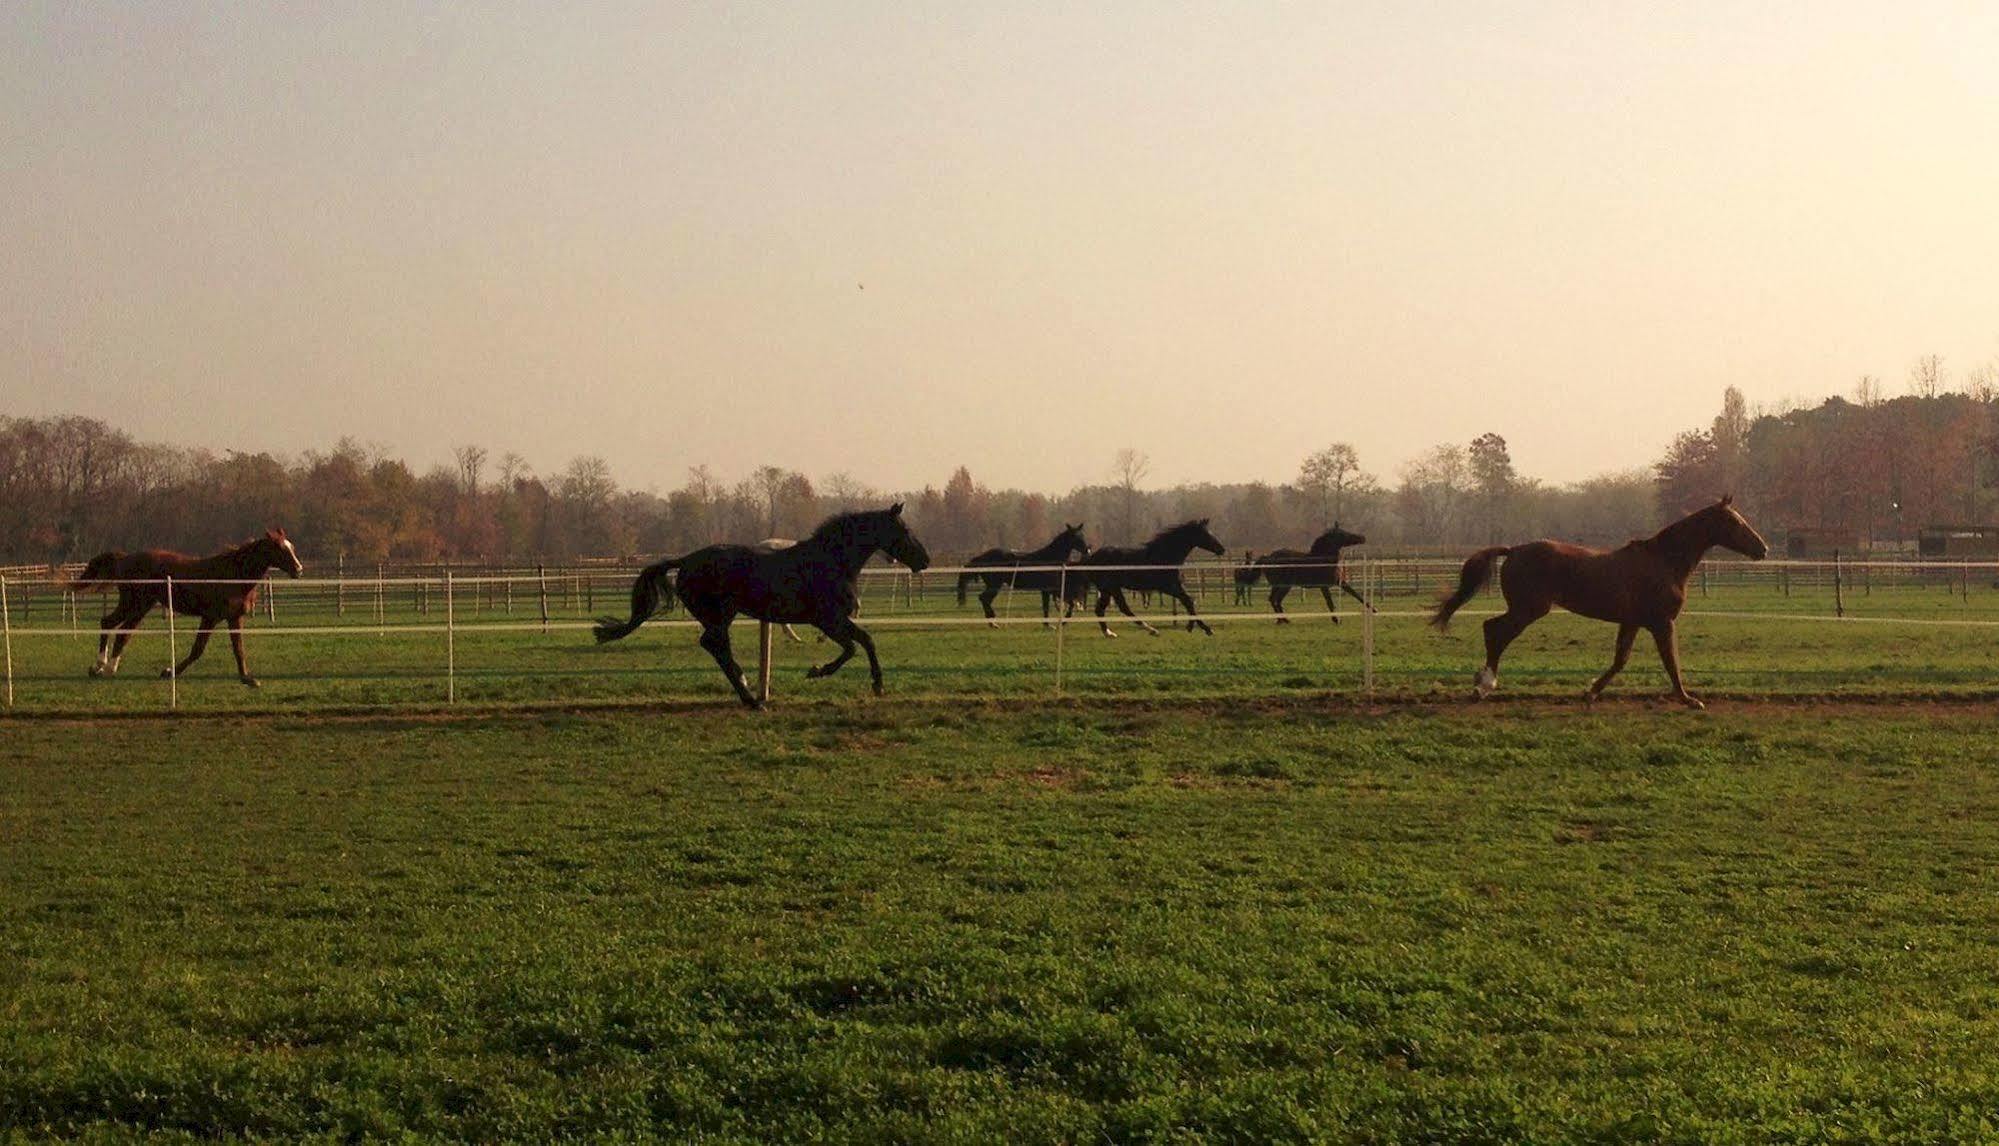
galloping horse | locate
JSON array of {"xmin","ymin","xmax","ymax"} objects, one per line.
[
  {"xmin": 956, "ymin": 523, "xmax": 1091, "ymax": 628},
  {"xmin": 1430, "ymin": 497, "xmax": 1768, "ymax": 708},
  {"xmin": 1068, "ymin": 519, "xmax": 1226, "ymax": 637},
  {"xmin": 1238, "ymin": 524, "xmax": 1371, "ymax": 623},
  {"xmin": 594, "ymin": 505, "xmax": 930, "ymax": 708},
  {"xmin": 71, "ymin": 529, "xmax": 305, "ymax": 687}
]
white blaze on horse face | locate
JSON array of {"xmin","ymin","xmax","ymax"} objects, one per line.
[{"xmin": 281, "ymin": 537, "xmax": 303, "ymax": 573}]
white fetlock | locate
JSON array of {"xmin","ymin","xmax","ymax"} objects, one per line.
[{"xmin": 1474, "ymin": 666, "xmax": 1498, "ymax": 697}]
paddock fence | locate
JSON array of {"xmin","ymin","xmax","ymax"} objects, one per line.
[{"xmin": 4, "ymin": 554, "xmax": 1999, "ymax": 711}]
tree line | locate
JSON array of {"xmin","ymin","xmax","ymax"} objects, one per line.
[{"xmin": 5, "ymin": 359, "xmax": 1992, "ymax": 566}]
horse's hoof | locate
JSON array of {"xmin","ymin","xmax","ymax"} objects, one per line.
[
  {"xmin": 159, "ymin": 668, "xmax": 175, "ymax": 680},
  {"xmin": 88, "ymin": 665, "xmax": 105, "ymax": 679},
  {"xmin": 1275, "ymin": 617, "xmax": 1290, "ymax": 625},
  {"xmin": 240, "ymin": 677, "xmax": 261, "ymax": 689},
  {"xmin": 1473, "ymin": 668, "xmax": 1498, "ymax": 698},
  {"xmin": 871, "ymin": 683, "xmax": 886, "ymax": 697},
  {"xmin": 1680, "ymin": 695, "xmax": 1706, "ymax": 711},
  {"xmin": 1582, "ymin": 690, "xmax": 1599, "ymax": 705},
  {"xmin": 1327, "ymin": 617, "xmax": 1340, "ymax": 625},
  {"xmin": 1102, "ymin": 630, "xmax": 1117, "ymax": 639}
]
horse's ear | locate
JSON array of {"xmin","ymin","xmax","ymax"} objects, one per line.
[
  {"xmin": 890, "ymin": 502, "xmax": 904, "ymax": 516},
  {"xmin": 1198, "ymin": 518, "xmax": 1210, "ymax": 527},
  {"xmin": 1720, "ymin": 494, "xmax": 1734, "ymax": 507}
]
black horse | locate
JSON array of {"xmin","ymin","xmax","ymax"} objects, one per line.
[
  {"xmin": 1237, "ymin": 524, "xmax": 1372, "ymax": 623},
  {"xmin": 1067, "ymin": 519, "xmax": 1226, "ymax": 637},
  {"xmin": 593, "ymin": 505, "xmax": 930, "ymax": 708},
  {"xmin": 955, "ymin": 523, "xmax": 1091, "ymax": 628}
]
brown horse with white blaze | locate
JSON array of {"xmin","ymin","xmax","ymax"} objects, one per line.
[
  {"xmin": 70, "ymin": 529, "xmax": 305, "ymax": 687},
  {"xmin": 1430, "ymin": 498, "xmax": 1767, "ymax": 708}
]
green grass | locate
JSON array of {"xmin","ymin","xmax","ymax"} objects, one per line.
[{"xmin": 6, "ymin": 703, "xmax": 1999, "ymax": 1140}]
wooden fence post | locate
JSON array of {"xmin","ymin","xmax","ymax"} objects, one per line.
[{"xmin": 164, "ymin": 576, "xmax": 178, "ymax": 711}]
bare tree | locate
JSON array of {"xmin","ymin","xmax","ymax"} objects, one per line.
[
  {"xmin": 454, "ymin": 445, "xmax": 487, "ymax": 495},
  {"xmin": 1909, "ymin": 354, "xmax": 1945, "ymax": 399},
  {"xmin": 1297, "ymin": 443, "xmax": 1363, "ymax": 522},
  {"xmin": 1111, "ymin": 448, "xmax": 1150, "ymax": 543}
]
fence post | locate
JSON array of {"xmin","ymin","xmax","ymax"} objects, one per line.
[
  {"xmin": 265, "ymin": 575, "xmax": 276, "ymax": 622},
  {"xmin": 1054, "ymin": 565, "xmax": 1067, "ymax": 697},
  {"xmin": 2, "ymin": 575, "xmax": 13, "ymax": 710},
  {"xmin": 164, "ymin": 576, "xmax": 178, "ymax": 711},
  {"xmin": 537, "ymin": 564, "xmax": 550, "ymax": 634},
  {"xmin": 445, "ymin": 571, "xmax": 455, "ymax": 704},
  {"xmin": 757, "ymin": 621, "xmax": 774, "ymax": 705},
  {"xmin": 336, "ymin": 554, "xmax": 346, "ymax": 616},
  {"xmin": 1362, "ymin": 559, "xmax": 1375, "ymax": 698},
  {"xmin": 1833, "ymin": 550, "xmax": 1844, "ymax": 618},
  {"xmin": 375, "ymin": 563, "xmax": 385, "ymax": 635}
]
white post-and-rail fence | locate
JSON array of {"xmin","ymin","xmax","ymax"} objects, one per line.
[{"xmin": 2, "ymin": 556, "xmax": 1997, "ymax": 711}]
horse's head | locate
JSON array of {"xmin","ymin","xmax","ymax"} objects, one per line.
[
  {"xmin": 1708, "ymin": 496, "xmax": 1768, "ymax": 560},
  {"xmin": 877, "ymin": 503, "xmax": 931, "ymax": 572},
  {"xmin": 1181, "ymin": 518, "xmax": 1226, "ymax": 557},
  {"xmin": 1312, "ymin": 522, "xmax": 1367, "ymax": 553},
  {"xmin": 263, "ymin": 528, "xmax": 305, "ymax": 578},
  {"xmin": 1056, "ymin": 523, "xmax": 1091, "ymax": 561}
]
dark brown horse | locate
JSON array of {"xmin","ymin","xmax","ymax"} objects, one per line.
[
  {"xmin": 955, "ymin": 523, "xmax": 1091, "ymax": 628},
  {"xmin": 1430, "ymin": 498, "xmax": 1767, "ymax": 708},
  {"xmin": 1066, "ymin": 519, "xmax": 1226, "ymax": 637},
  {"xmin": 1237, "ymin": 524, "xmax": 1371, "ymax": 623},
  {"xmin": 71, "ymin": 529, "xmax": 305, "ymax": 687},
  {"xmin": 594, "ymin": 505, "xmax": 929, "ymax": 708}
]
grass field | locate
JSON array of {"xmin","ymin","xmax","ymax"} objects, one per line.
[
  {"xmin": 6, "ymin": 701, "xmax": 1999, "ymax": 1141},
  {"xmin": 5, "ymin": 564, "xmax": 1999, "ymax": 713}
]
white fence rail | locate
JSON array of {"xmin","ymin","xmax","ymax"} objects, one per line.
[{"xmin": 4, "ymin": 556, "xmax": 1998, "ymax": 710}]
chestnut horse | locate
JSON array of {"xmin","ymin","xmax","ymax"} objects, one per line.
[
  {"xmin": 1431, "ymin": 498, "xmax": 1767, "ymax": 708},
  {"xmin": 71, "ymin": 529, "xmax": 305, "ymax": 687}
]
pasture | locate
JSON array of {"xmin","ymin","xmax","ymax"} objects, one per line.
[{"xmin": 6, "ymin": 702, "xmax": 1999, "ymax": 1140}]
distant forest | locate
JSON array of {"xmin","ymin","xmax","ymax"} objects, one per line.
[{"xmin": 6, "ymin": 361, "xmax": 1997, "ymax": 566}]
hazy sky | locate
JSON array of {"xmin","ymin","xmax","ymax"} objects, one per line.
[{"xmin": 6, "ymin": 3, "xmax": 1998, "ymax": 494}]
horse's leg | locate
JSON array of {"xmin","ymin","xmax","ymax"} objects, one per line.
[
  {"xmin": 93, "ymin": 599, "xmax": 134, "ymax": 675},
  {"xmin": 1319, "ymin": 585, "xmax": 1342, "ymax": 624},
  {"xmin": 227, "ymin": 616, "xmax": 259, "ymax": 687},
  {"xmin": 1113, "ymin": 588, "xmax": 1159, "ymax": 636},
  {"xmin": 1476, "ymin": 604, "xmax": 1547, "ymax": 697},
  {"xmin": 1649, "ymin": 622, "xmax": 1703, "ymax": 709},
  {"xmin": 805, "ymin": 621, "xmax": 858, "ymax": 679},
  {"xmin": 106, "ymin": 602, "xmax": 153, "ymax": 676},
  {"xmin": 1039, "ymin": 590, "xmax": 1055, "ymax": 629},
  {"xmin": 1585, "ymin": 623, "xmax": 1639, "ymax": 702},
  {"xmin": 698, "ymin": 623, "xmax": 760, "ymax": 708},
  {"xmin": 164, "ymin": 619, "xmax": 216, "ymax": 679},
  {"xmin": 848, "ymin": 620, "xmax": 886, "ymax": 695},
  {"xmin": 1340, "ymin": 580, "xmax": 1371, "ymax": 611},
  {"xmin": 979, "ymin": 582, "xmax": 1002, "ymax": 628},
  {"xmin": 1167, "ymin": 586, "xmax": 1212, "ymax": 635},
  {"xmin": 1095, "ymin": 589, "xmax": 1117, "ymax": 637},
  {"xmin": 1269, "ymin": 584, "xmax": 1291, "ymax": 624}
]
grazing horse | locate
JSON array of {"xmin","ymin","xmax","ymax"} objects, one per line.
[
  {"xmin": 594, "ymin": 505, "xmax": 929, "ymax": 708},
  {"xmin": 1430, "ymin": 497, "xmax": 1768, "ymax": 708},
  {"xmin": 1238, "ymin": 524, "xmax": 1372, "ymax": 623},
  {"xmin": 1068, "ymin": 519, "xmax": 1226, "ymax": 637},
  {"xmin": 71, "ymin": 529, "xmax": 305, "ymax": 687},
  {"xmin": 955, "ymin": 523, "xmax": 1091, "ymax": 628}
]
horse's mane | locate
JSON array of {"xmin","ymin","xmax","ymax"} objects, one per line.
[
  {"xmin": 805, "ymin": 508, "xmax": 888, "ymax": 541},
  {"xmin": 1144, "ymin": 520, "xmax": 1208, "ymax": 547}
]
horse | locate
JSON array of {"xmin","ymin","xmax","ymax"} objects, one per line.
[
  {"xmin": 1233, "ymin": 551, "xmax": 1257, "ymax": 605},
  {"xmin": 70, "ymin": 528, "xmax": 305, "ymax": 687},
  {"xmin": 1237, "ymin": 524, "xmax": 1372, "ymax": 623},
  {"xmin": 1430, "ymin": 497, "xmax": 1768, "ymax": 708},
  {"xmin": 593, "ymin": 505, "xmax": 929, "ymax": 708},
  {"xmin": 955, "ymin": 523, "xmax": 1091, "ymax": 628},
  {"xmin": 1067, "ymin": 519, "xmax": 1226, "ymax": 637}
]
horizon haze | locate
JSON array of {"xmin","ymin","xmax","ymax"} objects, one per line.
[{"xmin": 6, "ymin": 3, "xmax": 1998, "ymax": 493}]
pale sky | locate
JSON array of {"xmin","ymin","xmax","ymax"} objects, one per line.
[{"xmin": 6, "ymin": 3, "xmax": 1998, "ymax": 493}]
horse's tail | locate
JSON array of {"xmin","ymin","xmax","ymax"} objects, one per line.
[
  {"xmin": 1431, "ymin": 546, "xmax": 1511, "ymax": 629},
  {"xmin": 593, "ymin": 557, "xmax": 681, "ymax": 643},
  {"xmin": 66, "ymin": 552, "xmax": 121, "ymax": 592}
]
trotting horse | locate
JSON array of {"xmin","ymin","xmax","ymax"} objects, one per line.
[
  {"xmin": 593, "ymin": 505, "xmax": 930, "ymax": 708},
  {"xmin": 1238, "ymin": 524, "xmax": 1372, "ymax": 623},
  {"xmin": 1430, "ymin": 497, "xmax": 1768, "ymax": 708},
  {"xmin": 1068, "ymin": 519, "xmax": 1226, "ymax": 637},
  {"xmin": 71, "ymin": 529, "xmax": 306, "ymax": 687},
  {"xmin": 955, "ymin": 523, "xmax": 1091, "ymax": 628}
]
